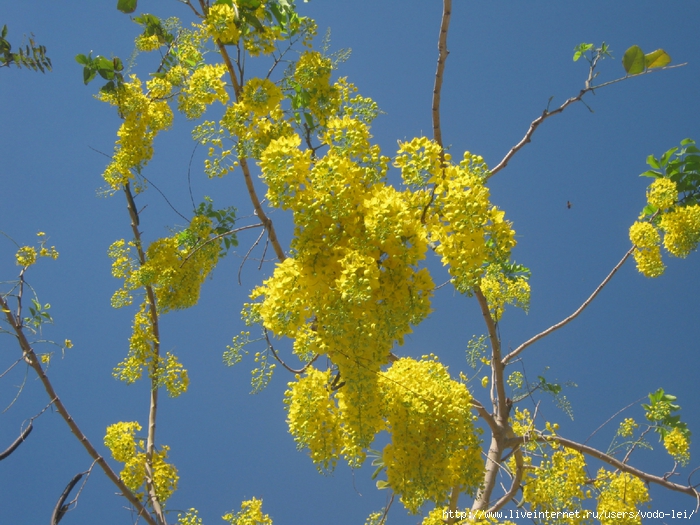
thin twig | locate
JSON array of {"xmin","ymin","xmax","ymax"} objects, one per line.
[
  {"xmin": 264, "ymin": 328, "xmax": 318, "ymax": 374},
  {"xmin": 180, "ymin": 223, "xmax": 264, "ymax": 266},
  {"xmin": 503, "ymin": 246, "xmax": 634, "ymax": 365},
  {"xmin": 238, "ymin": 227, "xmax": 266, "ymax": 285}
]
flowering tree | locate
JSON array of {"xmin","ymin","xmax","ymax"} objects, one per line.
[{"xmin": 2, "ymin": 1, "xmax": 699, "ymax": 524}]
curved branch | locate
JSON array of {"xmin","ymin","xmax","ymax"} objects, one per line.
[
  {"xmin": 264, "ymin": 328, "xmax": 318, "ymax": 374},
  {"xmin": 51, "ymin": 472, "xmax": 84, "ymax": 525},
  {"xmin": 0, "ymin": 422, "xmax": 32, "ymax": 461},
  {"xmin": 511, "ymin": 433, "xmax": 699, "ymax": 498},
  {"xmin": 503, "ymin": 246, "xmax": 634, "ymax": 365}
]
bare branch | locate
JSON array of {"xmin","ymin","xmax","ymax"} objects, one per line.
[
  {"xmin": 487, "ymin": 448, "xmax": 523, "ymax": 513},
  {"xmin": 489, "ymin": 63, "xmax": 687, "ymax": 177},
  {"xmin": 503, "ymin": 246, "xmax": 634, "ymax": 365},
  {"xmin": 432, "ymin": 0, "xmax": 451, "ymax": 148},
  {"xmin": 0, "ymin": 422, "xmax": 32, "ymax": 461},
  {"xmin": 51, "ymin": 472, "xmax": 84, "ymax": 525},
  {"xmin": 264, "ymin": 328, "xmax": 319, "ymax": 374}
]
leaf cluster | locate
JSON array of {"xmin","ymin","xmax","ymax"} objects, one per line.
[
  {"xmin": 195, "ymin": 196, "xmax": 238, "ymax": 255},
  {"xmin": 0, "ymin": 25, "xmax": 51, "ymax": 73},
  {"xmin": 643, "ymin": 388, "xmax": 690, "ymax": 440},
  {"xmin": 75, "ymin": 53, "xmax": 125, "ymax": 92},
  {"xmin": 622, "ymin": 45, "xmax": 671, "ymax": 75},
  {"xmin": 640, "ymin": 139, "xmax": 700, "ymax": 217}
]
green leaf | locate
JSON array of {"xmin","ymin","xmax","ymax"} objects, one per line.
[
  {"xmin": 573, "ymin": 43, "xmax": 593, "ymax": 62},
  {"xmin": 83, "ymin": 67, "xmax": 96, "ymax": 85},
  {"xmin": 644, "ymin": 49, "xmax": 671, "ymax": 69},
  {"xmin": 646, "ymin": 155, "xmax": 660, "ymax": 170},
  {"xmin": 75, "ymin": 53, "xmax": 90, "ymax": 65},
  {"xmin": 622, "ymin": 45, "xmax": 645, "ymax": 75},
  {"xmin": 117, "ymin": 0, "xmax": 138, "ymax": 14},
  {"xmin": 640, "ymin": 169, "xmax": 661, "ymax": 178},
  {"xmin": 376, "ymin": 480, "xmax": 390, "ymax": 490}
]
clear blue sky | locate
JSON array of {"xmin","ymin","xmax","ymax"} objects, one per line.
[{"xmin": 2, "ymin": 2, "xmax": 699, "ymax": 524}]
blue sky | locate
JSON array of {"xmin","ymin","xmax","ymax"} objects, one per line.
[{"xmin": 2, "ymin": 1, "xmax": 700, "ymax": 524}]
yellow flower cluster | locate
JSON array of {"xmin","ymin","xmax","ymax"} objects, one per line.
[
  {"xmin": 15, "ymin": 232, "xmax": 59, "ymax": 267},
  {"xmin": 632, "ymin": 176, "xmax": 700, "ymax": 276},
  {"xmin": 223, "ymin": 498, "xmax": 273, "ymax": 525},
  {"xmin": 647, "ymin": 177, "xmax": 677, "ymax": 210},
  {"xmin": 294, "ymin": 51, "xmax": 337, "ymax": 125},
  {"xmin": 284, "ymin": 368, "xmax": 342, "ymax": 471},
  {"xmin": 177, "ymin": 509, "xmax": 203, "ymax": 525},
  {"xmin": 660, "ymin": 204, "xmax": 700, "ymax": 258},
  {"xmin": 396, "ymin": 140, "xmax": 516, "ymax": 294},
  {"xmin": 380, "ymin": 357, "xmax": 482, "ymax": 514},
  {"xmin": 15, "ymin": 246, "xmax": 37, "ymax": 267},
  {"xmin": 100, "ymin": 75, "xmax": 173, "ymax": 189},
  {"xmin": 617, "ymin": 417, "xmax": 638, "ymax": 438},
  {"xmin": 109, "ymin": 216, "xmax": 219, "ymax": 314},
  {"xmin": 479, "ymin": 267, "xmax": 530, "ymax": 321},
  {"xmin": 216, "ymin": 77, "xmax": 291, "ymax": 166},
  {"xmin": 205, "ymin": 3, "xmax": 240, "ymax": 45},
  {"xmin": 113, "ymin": 301, "xmax": 157, "ymax": 385},
  {"xmin": 156, "ymin": 352, "xmax": 190, "ymax": 398},
  {"xmin": 104, "ymin": 421, "xmax": 179, "ymax": 503},
  {"xmin": 595, "ymin": 470, "xmax": 649, "ymax": 525},
  {"xmin": 663, "ymin": 427, "xmax": 691, "ymax": 466},
  {"xmin": 522, "ymin": 448, "xmax": 588, "ymax": 525},
  {"xmin": 179, "ymin": 63, "xmax": 229, "ymax": 119},
  {"xmin": 629, "ymin": 221, "xmax": 664, "ymax": 277}
]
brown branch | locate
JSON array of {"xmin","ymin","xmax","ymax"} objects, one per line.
[
  {"xmin": 445, "ymin": 485, "xmax": 460, "ymax": 524},
  {"xmin": 471, "ymin": 398, "xmax": 498, "ymax": 436},
  {"xmin": 214, "ymin": 39, "xmax": 286, "ymax": 262},
  {"xmin": 181, "ymin": 222, "xmax": 264, "ymax": 266},
  {"xmin": 0, "ymin": 295, "xmax": 158, "ymax": 525},
  {"xmin": 51, "ymin": 472, "xmax": 84, "ymax": 525},
  {"xmin": 487, "ymin": 447, "xmax": 523, "ymax": 513},
  {"xmin": 512, "ymin": 433, "xmax": 699, "ymax": 498},
  {"xmin": 432, "ymin": 0, "xmax": 451, "ymax": 148},
  {"xmin": 503, "ymin": 246, "xmax": 634, "ymax": 365},
  {"xmin": 123, "ymin": 184, "xmax": 167, "ymax": 525},
  {"xmin": 489, "ymin": 63, "xmax": 687, "ymax": 178},
  {"xmin": 474, "ymin": 288, "xmax": 507, "ymax": 423},
  {"xmin": 0, "ymin": 422, "xmax": 32, "ymax": 460},
  {"xmin": 264, "ymin": 328, "xmax": 318, "ymax": 374}
]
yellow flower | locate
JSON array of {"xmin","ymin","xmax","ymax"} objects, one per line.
[
  {"xmin": 617, "ymin": 418, "xmax": 638, "ymax": 437},
  {"xmin": 663, "ymin": 427, "xmax": 691, "ymax": 466},
  {"xmin": 647, "ymin": 177, "xmax": 677, "ymax": 210},
  {"xmin": 16, "ymin": 246, "xmax": 37, "ymax": 267},
  {"xmin": 64, "ymin": 339, "xmax": 73, "ymax": 349},
  {"xmin": 481, "ymin": 376, "xmax": 489, "ymax": 388}
]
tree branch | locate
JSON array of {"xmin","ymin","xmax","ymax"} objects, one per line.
[
  {"xmin": 503, "ymin": 246, "xmax": 634, "ymax": 365},
  {"xmin": 489, "ymin": 63, "xmax": 687, "ymax": 177},
  {"xmin": 509, "ymin": 433, "xmax": 700, "ymax": 498},
  {"xmin": 0, "ymin": 294, "xmax": 159, "ymax": 525},
  {"xmin": 432, "ymin": 0, "xmax": 451, "ymax": 148}
]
